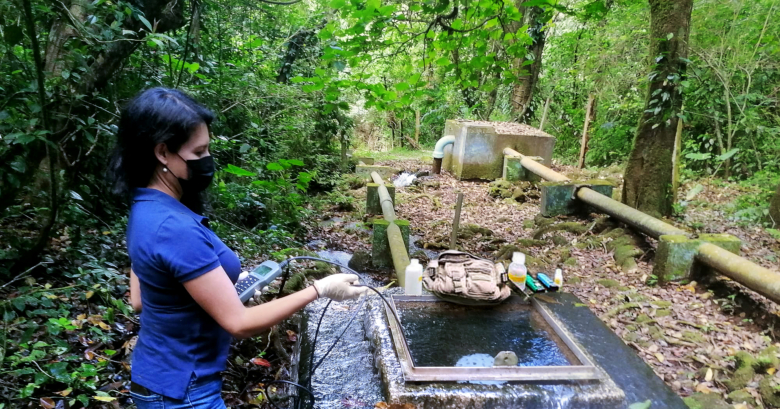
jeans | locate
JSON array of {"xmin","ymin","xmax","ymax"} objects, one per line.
[{"xmin": 130, "ymin": 374, "xmax": 227, "ymax": 409}]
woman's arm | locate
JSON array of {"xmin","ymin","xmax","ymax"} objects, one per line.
[
  {"xmin": 130, "ymin": 268, "xmax": 142, "ymax": 313},
  {"xmin": 183, "ymin": 266, "xmax": 318, "ymax": 339}
]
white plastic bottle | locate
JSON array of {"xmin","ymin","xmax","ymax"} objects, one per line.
[
  {"xmin": 554, "ymin": 268, "xmax": 563, "ymax": 288},
  {"xmin": 404, "ymin": 259, "xmax": 424, "ymax": 295},
  {"xmin": 508, "ymin": 252, "xmax": 527, "ymax": 291}
]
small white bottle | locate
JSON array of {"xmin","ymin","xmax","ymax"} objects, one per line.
[
  {"xmin": 508, "ymin": 252, "xmax": 527, "ymax": 291},
  {"xmin": 404, "ymin": 259, "xmax": 424, "ymax": 295},
  {"xmin": 554, "ymin": 268, "xmax": 563, "ymax": 288}
]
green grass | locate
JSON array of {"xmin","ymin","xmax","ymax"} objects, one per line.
[{"xmin": 354, "ymin": 146, "xmax": 434, "ymax": 161}]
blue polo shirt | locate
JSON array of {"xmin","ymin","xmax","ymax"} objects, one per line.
[{"xmin": 127, "ymin": 188, "xmax": 241, "ymax": 399}]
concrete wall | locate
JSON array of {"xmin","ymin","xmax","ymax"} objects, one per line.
[{"xmin": 442, "ymin": 119, "xmax": 556, "ymax": 180}]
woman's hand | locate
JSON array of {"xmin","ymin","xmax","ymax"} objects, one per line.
[{"xmin": 312, "ymin": 274, "xmax": 369, "ymax": 301}]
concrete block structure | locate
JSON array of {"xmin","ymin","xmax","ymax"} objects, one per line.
[
  {"xmin": 366, "ymin": 183, "xmax": 395, "ymax": 215},
  {"xmin": 654, "ymin": 234, "xmax": 742, "ymax": 282},
  {"xmin": 442, "ymin": 120, "xmax": 556, "ymax": 180},
  {"xmin": 540, "ymin": 180, "xmax": 616, "ymax": 217},
  {"xmin": 371, "ymin": 219, "xmax": 410, "ymax": 268}
]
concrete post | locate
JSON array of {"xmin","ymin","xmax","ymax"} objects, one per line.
[
  {"xmin": 540, "ymin": 180, "xmax": 615, "ymax": 217},
  {"xmin": 372, "ymin": 219, "xmax": 410, "ymax": 270},
  {"xmin": 366, "ymin": 183, "xmax": 395, "ymax": 215},
  {"xmin": 503, "ymin": 155, "xmax": 542, "ymax": 182},
  {"xmin": 654, "ymin": 234, "xmax": 742, "ymax": 283}
]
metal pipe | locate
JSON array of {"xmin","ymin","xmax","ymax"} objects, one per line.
[
  {"xmin": 503, "ymin": 147, "xmax": 685, "ymax": 238},
  {"xmin": 388, "ymin": 222, "xmax": 411, "ymax": 282},
  {"xmin": 371, "ymin": 171, "xmax": 396, "ymax": 222},
  {"xmin": 503, "ymin": 148, "xmax": 569, "ymax": 183},
  {"xmin": 696, "ymin": 243, "xmax": 780, "ymax": 304},
  {"xmin": 505, "ymin": 148, "xmax": 780, "ymax": 304},
  {"xmin": 575, "ymin": 187, "xmax": 686, "ymax": 238},
  {"xmin": 432, "ymin": 135, "xmax": 455, "ymax": 174}
]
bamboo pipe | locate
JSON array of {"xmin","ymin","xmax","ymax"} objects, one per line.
[
  {"xmin": 370, "ymin": 171, "xmax": 396, "ymax": 222},
  {"xmin": 696, "ymin": 243, "xmax": 780, "ymax": 304}
]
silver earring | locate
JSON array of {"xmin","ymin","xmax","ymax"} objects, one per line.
[{"xmin": 163, "ymin": 167, "xmax": 168, "ymax": 172}]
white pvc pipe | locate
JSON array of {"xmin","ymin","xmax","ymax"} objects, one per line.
[{"xmin": 432, "ymin": 135, "xmax": 455, "ymax": 159}]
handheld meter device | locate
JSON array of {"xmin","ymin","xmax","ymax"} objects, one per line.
[{"xmin": 235, "ymin": 260, "xmax": 283, "ymax": 303}]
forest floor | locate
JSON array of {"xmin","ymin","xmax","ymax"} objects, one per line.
[{"xmin": 311, "ymin": 152, "xmax": 780, "ymax": 409}]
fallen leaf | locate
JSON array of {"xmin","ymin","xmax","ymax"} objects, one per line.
[
  {"xmin": 705, "ymin": 368, "xmax": 713, "ymax": 381},
  {"xmin": 252, "ymin": 357, "xmax": 271, "ymax": 367},
  {"xmin": 57, "ymin": 388, "xmax": 72, "ymax": 397},
  {"xmin": 768, "ymin": 367, "xmax": 777, "ymax": 375},
  {"xmin": 733, "ymin": 404, "xmax": 748, "ymax": 409},
  {"xmin": 86, "ymin": 291, "xmax": 94, "ymax": 299},
  {"xmin": 286, "ymin": 330, "xmax": 298, "ymax": 342},
  {"xmin": 627, "ymin": 400, "xmax": 651, "ymax": 409},
  {"xmin": 40, "ymin": 397, "xmax": 56, "ymax": 409},
  {"xmin": 695, "ymin": 382, "xmax": 712, "ymax": 393},
  {"xmin": 654, "ymin": 352, "xmax": 665, "ymax": 362},
  {"xmin": 93, "ymin": 396, "xmax": 116, "ymax": 402},
  {"xmin": 98, "ymin": 321, "xmax": 112, "ymax": 330},
  {"xmin": 648, "ymin": 344, "xmax": 659, "ymax": 353}
]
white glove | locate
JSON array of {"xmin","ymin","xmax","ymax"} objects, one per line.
[
  {"xmin": 237, "ymin": 271, "xmax": 263, "ymax": 306},
  {"xmin": 313, "ymin": 274, "xmax": 369, "ymax": 301}
]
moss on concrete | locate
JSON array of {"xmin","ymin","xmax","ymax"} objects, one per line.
[
  {"xmin": 371, "ymin": 219, "xmax": 410, "ymax": 269},
  {"xmin": 654, "ymin": 233, "xmax": 742, "ymax": 283},
  {"xmin": 533, "ymin": 214, "xmax": 554, "ymax": 228},
  {"xmin": 366, "ymin": 183, "xmax": 396, "ymax": 214}
]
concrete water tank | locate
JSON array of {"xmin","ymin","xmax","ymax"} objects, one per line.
[{"xmin": 442, "ymin": 119, "xmax": 556, "ymax": 180}]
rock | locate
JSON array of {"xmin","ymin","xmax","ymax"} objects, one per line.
[
  {"xmin": 551, "ymin": 235, "xmax": 569, "ymax": 246},
  {"xmin": 759, "ymin": 375, "xmax": 780, "ymax": 407},
  {"xmin": 635, "ymin": 314, "xmax": 653, "ymax": 324},
  {"xmin": 681, "ymin": 330, "xmax": 704, "ymax": 343},
  {"xmin": 516, "ymin": 238, "xmax": 547, "ymax": 247},
  {"xmin": 654, "ymin": 309, "xmax": 671, "ymax": 317},
  {"xmin": 495, "ymin": 245, "xmax": 523, "ymax": 261},
  {"xmin": 458, "ymin": 224, "xmax": 493, "ymax": 239},
  {"xmin": 756, "ymin": 346, "xmax": 779, "ymax": 371},
  {"xmin": 727, "ymin": 389, "xmax": 755, "ymax": 406},
  {"xmin": 533, "ymin": 214, "xmax": 554, "ymax": 228},
  {"xmin": 532, "ymin": 222, "xmax": 589, "ymax": 240},
  {"xmin": 724, "ymin": 351, "xmax": 757, "ymax": 391},
  {"xmin": 682, "ymin": 392, "xmax": 731, "ymax": 409},
  {"xmin": 522, "ymin": 219, "xmax": 535, "ymax": 229},
  {"xmin": 563, "ymin": 257, "xmax": 578, "ymax": 266},
  {"xmin": 493, "ymin": 351, "xmax": 518, "ymax": 366},
  {"xmin": 409, "ymin": 250, "xmax": 429, "ymax": 265},
  {"xmin": 414, "ymin": 170, "xmax": 430, "ymax": 178},
  {"xmin": 348, "ymin": 250, "xmax": 372, "ymax": 272}
]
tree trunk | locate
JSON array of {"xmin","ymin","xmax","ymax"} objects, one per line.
[
  {"xmin": 414, "ymin": 109, "xmax": 420, "ymax": 143},
  {"xmin": 770, "ymin": 183, "xmax": 780, "ymax": 227},
  {"xmin": 671, "ymin": 109, "xmax": 684, "ymax": 203},
  {"xmin": 622, "ymin": 0, "xmax": 693, "ymax": 217},
  {"xmin": 578, "ymin": 94, "xmax": 597, "ymax": 169},
  {"xmin": 538, "ymin": 96, "xmax": 551, "ymax": 131},
  {"xmin": 510, "ymin": 5, "xmax": 546, "ymax": 120}
]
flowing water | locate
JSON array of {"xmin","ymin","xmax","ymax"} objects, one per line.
[{"xmin": 397, "ymin": 301, "xmax": 572, "ymax": 368}]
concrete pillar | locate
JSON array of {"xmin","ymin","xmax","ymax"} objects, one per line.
[
  {"xmin": 540, "ymin": 180, "xmax": 615, "ymax": 217},
  {"xmin": 366, "ymin": 183, "xmax": 395, "ymax": 215},
  {"xmin": 355, "ymin": 157, "xmax": 375, "ymax": 165},
  {"xmin": 372, "ymin": 219, "xmax": 410, "ymax": 269},
  {"xmin": 654, "ymin": 234, "xmax": 742, "ymax": 283},
  {"xmin": 503, "ymin": 155, "xmax": 542, "ymax": 182},
  {"xmin": 442, "ymin": 144, "xmax": 453, "ymax": 172}
]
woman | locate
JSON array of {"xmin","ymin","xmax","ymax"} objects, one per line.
[{"xmin": 108, "ymin": 88, "xmax": 366, "ymax": 408}]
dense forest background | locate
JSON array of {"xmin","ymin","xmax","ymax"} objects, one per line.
[{"xmin": 0, "ymin": 0, "xmax": 778, "ymax": 406}]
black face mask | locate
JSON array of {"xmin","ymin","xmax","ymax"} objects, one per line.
[{"xmin": 172, "ymin": 153, "xmax": 215, "ymax": 194}]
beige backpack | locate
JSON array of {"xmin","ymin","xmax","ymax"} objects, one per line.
[{"xmin": 423, "ymin": 250, "xmax": 511, "ymax": 305}]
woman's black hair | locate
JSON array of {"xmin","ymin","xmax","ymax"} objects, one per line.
[{"xmin": 107, "ymin": 88, "xmax": 215, "ymax": 214}]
